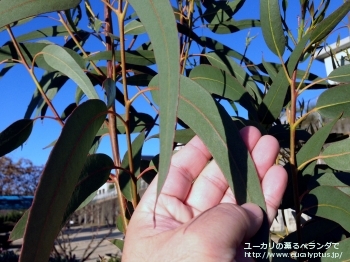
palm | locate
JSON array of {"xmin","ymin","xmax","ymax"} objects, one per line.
[
  {"xmin": 129, "ymin": 126, "xmax": 286, "ymax": 235},
  {"xmin": 123, "ymin": 126, "xmax": 287, "ymax": 262}
]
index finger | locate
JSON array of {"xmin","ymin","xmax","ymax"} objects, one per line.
[{"xmin": 159, "ymin": 136, "xmax": 212, "ymax": 202}]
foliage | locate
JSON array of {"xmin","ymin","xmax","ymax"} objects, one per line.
[
  {"xmin": 0, "ymin": 211, "xmax": 24, "ymax": 225},
  {"xmin": 0, "ymin": 250, "xmax": 81, "ymax": 262},
  {"xmin": 0, "ymin": 156, "xmax": 42, "ymax": 195},
  {"xmin": 0, "ymin": 0, "xmax": 350, "ymax": 261}
]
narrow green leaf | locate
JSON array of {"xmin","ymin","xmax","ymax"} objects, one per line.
[
  {"xmin": 258, "ymin": 34, "xmax": 310, "ymax": 124},
  {"xmin": 9, "ymin": 210, "xmax": 29, "ymax": 241},
  {"xmin": 205, "ymin": 52, "xmax": 262, "ymax": 104},
  {"xmin": 110, "ymin": 239, "xmax": 124, "ymax": 251},
  {"xmin": 201, "ymin": 0, "xmax": 245, "ymax": 23},
  {"xmin": 124, "ymin": 19, "xmax": 146, "ymax": 35},
  {"xmin": 328, "ymin": 64, "xmax": 350, "ymax": 83},
  {"xmin": 75, "ymin": 85, "xmax": 85, "ymax": 104},
  {"xmin": 64, "ymin": 5, "xmax": 81, "ymax": 34},
  {"xmin": 207, "ymin": 19, "xmax": 260, "ymax": 34},
  {"xmin": 103, "ymin": 78, "xmax": 116, "ymax": 108},
  {"xmin": 308, "ymin": 172, "xmax": 350, "ymax": 194},
  {"xmin": 96, "ymin": 112, "xmax": 153, "ymax": 135},
  {"xmin": 116, "ymin": 215, "xmax": 126, "ymax": 234},
  {"xmin": 119, "ymin": 132, "xmax": 145, "ymax": 202},
  {"xmin": 0, "ymin": 63, "xmax": 14, "ymax": 80},
  {"xmin": 262, "ymin": 58, "xmax": 278, "ymax": 80},
  {"xmin": 20, "ymin": 100, "xmax": 107, "ymax": 262},
  {"xmin": 315, "ymin": 84, "xmax": 350, "ymax": 119},
  {"xmin": 180, "ymin": 76, "xmax": 264, "ymax": 207},
  {"xmin": 0, "ymin": 119, "xmax": 33, "ymax": 157},
  {"xmin": 0, "ymin": 0, "xmax": 81, "ymax": 29},
  {"xmin": 62, "ymin": 153, "xmax": 114, "ymax": 225},
  {"xmin": 60, "ymin": 103, "xmax": 77, "ymax": 121},
  {"xmin": 297, "ymin": 117, "xmax": 339, "ymax": 175},
  {"xmin": 189, "ymin": 64, "xmax": 258, "ymax": 120},
  {"xmin": 321, "ymin": 140, "xmax": 350, "ymax": 172},
  {"xmin": 42, "ymin": 45, "xmax": 98, "ymax": 100},
  {"xmin": 0, "ymin": 17, "xmax": 33, "ymax": 33},
  {"xmin": 85, "ymin": 50, "xmax": 156, "ymax": 66},
  {"xmin": 302, "ymin": 186, "xmax": 350, "ymax": 233},
  {"xmin": 122, "ymin": 74, "xmax": 154, "ymax": 87},
  {"xmin": 128, "ymin": 0, "xmax": 180, "ymax": 198},
  {"xmin": 148, "ymin": 128, "xmax": 196, "ymax": 144},
  {"xmin": 309, "ymin": 1, "xmax": 350, "ymax": 44},
  {"xmin": 9, "ymin": 153, "xmax": 113, "ymax": 241},
  {"xmin": 25, "ymin": 71, "xmax": 68, "ymax": 119},
  {"xmin": 150, "ymin": 75, "xmax": 266, "ymax": 209},
  {"xmin": 260, "ymin": 0, "xmax": 285, "ymax": 57},
  {"xmin": 322, "ymin": 238, "xmax": 350, "ymax": 261},
  {"xmin": 259, "ymin": 61, "xmax": 327, "ymax": 84},
  {"xmin": 0, "ymin": 42, "xmax": 85, "ymax": 72},
  {"xmin": 15, "ymin": 26, "xmax": 76, "ymax": 43}
]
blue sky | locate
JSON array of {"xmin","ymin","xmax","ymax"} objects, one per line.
[{"xmin": 0, "ymin": 0, "xmax": 349, "ymax": 166}]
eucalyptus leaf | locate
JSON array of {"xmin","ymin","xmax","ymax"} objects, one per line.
[
  {"xmin": 60, "ymin": 103, "xmax": 77, "ymax": 121},
  {"xmin": 308, "ymin": 172, "xmax": 350, "ymax": 193},
  {"xmin": 10, "ymin": 153, "xmax": 114, "ymax": 241},
  {"xmin": 0, "ymin": 42, "xmax": 85, "ymax": 71},
  {"xmin": 321, "ymin": 238, "xmax": 350, "ymax": 261},
  {"xmin": 0, "ymin": 0, "xmax": 80, "ymax": 29},
  {"xmin": 297, "ymin": 117, "xmax": 339, "ymax": 175},
  {"xmin": 328, "ymin": 64, "xmax": 350, "ymax": 83},
  {"xmin": 9, "ymin": 210, "xmax": 29, "ymax": 241},
  {"xmin": 189, "ymin": 64, "xmax": 258, "ymax": 119},
  {"xmin": 128, "ymin": 0, "xmax": 180, "ymax": 198},
  {"xmin": 0, "ymin": 119, "xmax": 33, "ymax": 157},
  {"xmin": 124, "ymin": 19, "xmax": 146, "ymax": 35},
  {"xmin": 207, "ymin": 19, "xmax": 260, "ymax": 34},
  {"xmin": 260, "ymin": 0, "xmax": 285, "ymax": 57},
  {"xmin": 110, "ymin": 239, "xmax": 124, "ymax": 252},
  {"xmin": 119, "ymin": 131, "xmax": 145, "ymax": 202},
  {"xmin": 20, "ymin": 100, "xmax": 107, "ymax": 262},
  {"xmin": 201, "ymin": 0, "xmax": 244, "ymax": 23},
  {"xmin": 122, "ymin": 74, "xmax": 154, "ymax": 87},
  {"xmin": 15, "ymin": 26, "xmax": 76, "ymax": 43},
  {"xmin": 309, "ymin": 1, "xmax": 350, "ymax": 45},
  {"xmin": 150, "ymin": 75, "xmax": 266, "ymax": 209},
  {"xmin": 42, "ymin": 45, "xmax": 98, "ymax": 99},
  {"xmin": 85, "ymin": 50, "xmax": 156, "ymax": 66},
  {"xmin": 24, "ymin": 71, "xmax": 68, "ymax": 119},
  {"xmin": 62, "ymin": 153, "xmax": 114, "ymax": 225},
  {"xmin": 315, "ymin": 85, "xmax": 350, "ymax": 119},
  {"xmin": 321, "ymin": 140, "xmax": 350, "ymax": 172},
  {"xmin": 148, "ymin": 128, "xmax": 196, "ymax": 144},
  {"xmin": 258, "ymin": 34, "xmax": 310, "ymax": 124},
  {"xmin": 205, "ymin": 52, "xmax": 262, "ymax": 104},
  {"xmin": 302, "ymin": 186, "xmax": 350, "ymax": 233},
  {"xmin": 103, "ymin": 78, "xmax": 116, "ymax": 108}
]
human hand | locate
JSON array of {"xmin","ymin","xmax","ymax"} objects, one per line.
[{"xmin": 122, "ymin": 126, "xmax": 287, "ymax": 262}]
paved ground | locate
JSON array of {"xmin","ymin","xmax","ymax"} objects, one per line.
[{"xmin": 8, "ymin": 225, "xmax": 124, "ymax": 261}]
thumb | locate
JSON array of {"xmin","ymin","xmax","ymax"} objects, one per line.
[{"xmin": 179, "ymin": 203, "xmax": 263, "ymax": 261}]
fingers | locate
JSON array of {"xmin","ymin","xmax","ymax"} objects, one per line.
[
  {"xmin": 251, "ymin": 135, "xmax": 280, "ymax": 180},
  {"xmin": 158, "ymin": 136, "xmax": 212, "ymax": 202},
  {"xmin": 184, "ymin": 126, "xmax": 263, "ymax": 213},
  {"xmin": 261, "ymin": 165, "xmax": 288, "ymax": 223},
  {"xmin": 184, "ymin": 159, "xmax": 228, "ymax": 214}
]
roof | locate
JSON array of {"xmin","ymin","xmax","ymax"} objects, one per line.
[
  {"xmin": 0, "ymin": 196, "xmax": 33, "ymax": 210},
  {"xmin": 315, "ymin": 37, "xmax": 350, "ymax": 60}
]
